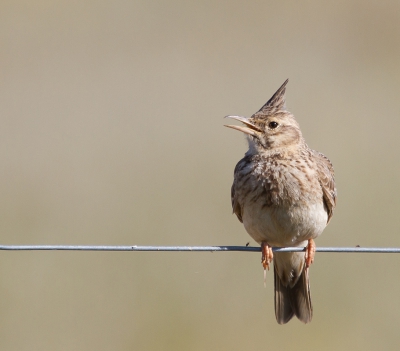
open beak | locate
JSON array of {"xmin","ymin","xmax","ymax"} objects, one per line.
[{"xmin": 224, "ymin": 115, "xmax": 262, "ymax": 138}]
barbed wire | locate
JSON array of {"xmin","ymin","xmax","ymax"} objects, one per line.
[{"xmin": 0, "ymin": 245, "xmax": 399, "ymax": 253}]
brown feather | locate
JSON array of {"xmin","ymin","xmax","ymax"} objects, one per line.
[
  {"xmin": 257, "ymin": 79, "xmax": 289, "ymax": 115},
  {"xmin": 274, "ymin": 263, "xmax": 312, "ymax": 324},
  {"xmin": 312, "ymin": 150, "xmax": 337, "ymax": 223}
]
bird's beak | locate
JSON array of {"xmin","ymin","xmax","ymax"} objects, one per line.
[{"xmin": 224, "ymin": 115, "xmax": 262, "ymax": 138}]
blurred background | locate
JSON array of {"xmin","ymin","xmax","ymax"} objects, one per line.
[{"xmin": 1, "ymin": 0, "xmax": 400, "ymax": 350}]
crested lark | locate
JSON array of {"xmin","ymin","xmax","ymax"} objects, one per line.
[{"xmin": 225, "ymin": 79, "xmax": 336, "ymax": 324}]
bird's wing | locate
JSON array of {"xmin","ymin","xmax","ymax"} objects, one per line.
[
  {"xmin": 231, "ymin": 182, "xmax": 243, "ymax": 223},
  {"xmin": 312, "ymin": 150, "xmax": 337, "ymax": 223},
  {"xmin": 231, "ymin": 158, "xmax": 249, "ymax": 223}
]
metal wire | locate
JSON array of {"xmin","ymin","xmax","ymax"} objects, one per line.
[{"xmin": 0, "ymin": 245, "xmax": 399, "ymax": 253}]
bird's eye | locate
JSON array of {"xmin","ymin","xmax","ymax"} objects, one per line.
[{"xmin": 269, "ymin": 121, "xmax": 279, "ymax": 129}]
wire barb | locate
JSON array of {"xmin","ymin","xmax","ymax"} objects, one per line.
[{"xmin": 0, "ymin": 245, "xmax": 399, "ymax": 253}]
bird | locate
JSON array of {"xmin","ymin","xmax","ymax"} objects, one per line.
[{"xmin": 224, "ymin": 79, "xmax": 336, "ymax": 324}]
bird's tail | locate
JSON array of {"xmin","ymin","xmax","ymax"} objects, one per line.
[{"xmin": 274, "ymin": 263, "xmax": 312, "ymax": 324}]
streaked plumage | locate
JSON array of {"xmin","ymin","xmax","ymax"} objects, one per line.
[{"xmin": 225, "ymin": 79, "xmax": 336, "ymax": 324}]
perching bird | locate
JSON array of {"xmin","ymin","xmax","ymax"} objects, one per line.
[{"xmin": 225, "ymin": 79, "xmax": 336, "ymax": 324}]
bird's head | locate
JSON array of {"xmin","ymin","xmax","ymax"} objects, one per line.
[{"xmin": 224, "ymin": 79, "xmax": 303, "ymax": 152}]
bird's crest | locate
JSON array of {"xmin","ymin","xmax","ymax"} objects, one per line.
[{"xmin": 256, "ymin": 79, "xmax": 289, "ymax": 115}]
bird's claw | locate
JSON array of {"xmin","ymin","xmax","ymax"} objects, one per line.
[
  {"xmin": 261, "ymin": 242, "xmax": 273, "ymax": 271},
  {"xmin": 305, "ymin": 239, "xmax": 316, "ymax": 268}
]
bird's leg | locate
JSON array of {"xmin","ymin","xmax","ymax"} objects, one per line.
[
  {"xmin": 261, "ymin": 242, "xmax": 273, "ymax": 286},
  {"xmin": 261, "ymin": 241, "xmax": 273, "ymax": 270},
  {"xmin": 305, "ymin": 239, "xmax": 316, "ymax": 268}
]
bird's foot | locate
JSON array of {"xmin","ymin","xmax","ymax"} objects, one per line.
[
  {"xmin": 261, "ymin": 242, "xmax": 273, "ymax": 287},
  {"xmin": 305, "ymin": 239, "xmax": 316, "ymax": 269},
  {"xmin": 261, "ymin": 241, "xmax": 273, "ymax": 270}
]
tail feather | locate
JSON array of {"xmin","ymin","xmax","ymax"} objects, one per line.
[
  {"xmin": 274, "ymin": 265, "xmax": 312, "ymax": 324},
  {"xmin": 274, "ymin": 267, "xmax": 295, "ymax": 324}
]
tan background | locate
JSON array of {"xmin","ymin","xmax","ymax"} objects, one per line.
[{"xmin": 1, "ymin": 0, "xmax": 400, "ymax": 350}]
